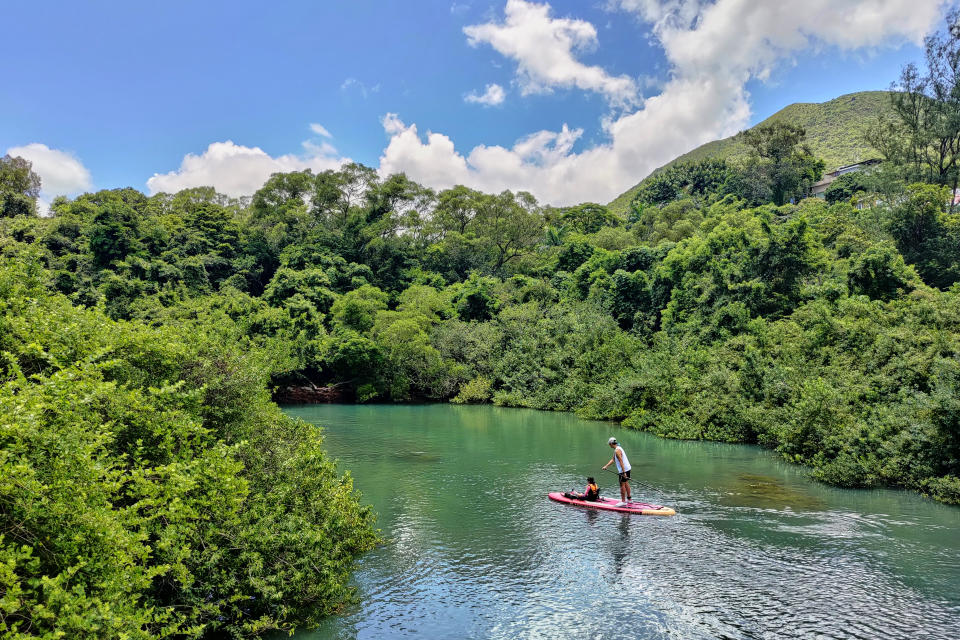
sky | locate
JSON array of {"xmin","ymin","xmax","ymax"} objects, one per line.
[{"xmin": 1, "ymin": 0, "xmax": 952, "ymax": 209}]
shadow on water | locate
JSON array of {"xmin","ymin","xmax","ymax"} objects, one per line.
[
  {"xmin": 719, "ymin": 473, "xmax": 827, "ymax": 511},
  {"xmin": 584, "ymin": 508, "xmax": 599, "ymax": 528}
]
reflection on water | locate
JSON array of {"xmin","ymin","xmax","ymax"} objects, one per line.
[
  {"xmin": 723, "ymin": 473, "xmax": 827, "ymax": 510},
  {"xmin": 284, "ymin": 404, "xmax": 960, "ymax": 640},
  {"xmin": 610, "ymin": 514, "xmax": 631, "ymax": 580}
]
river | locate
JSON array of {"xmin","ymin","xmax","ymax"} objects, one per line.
[{"xmin": 283, "ymin": 403, "xmax": 960, "ymax": 640}]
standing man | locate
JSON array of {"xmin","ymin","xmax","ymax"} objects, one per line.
[{"xmin": 602, "ymin": 437, "xmax": 632, "ymax": 506}]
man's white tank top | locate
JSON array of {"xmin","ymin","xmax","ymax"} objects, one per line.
[{"xmin": 614, "ymin": 445, "xmax": 631, "ymax": 473}]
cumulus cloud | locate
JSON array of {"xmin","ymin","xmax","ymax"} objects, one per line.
[
  {"xmin": 6, "ymin": 143, "xmax": 92, "ymax": 196},
  {"xmin": 380, "ymin": 0, "xmax": 944, "ymax": 205},
  {"xmin": 465, "ymin": 83, "xmax": 507, "ymax": 105},
  {"xmin": 6, "ymin": 143, "xmax": 93, "ymax": 214},
  {"xmin": 463, "ymin": 0, "xmax": 639, "ymax": 106},
  {"xmin": 379, "ymin": 114, "xmax": 618, "ymax": 203},
  {"xmin": 147, "ymin": 139, "xmax": 350, "ymax": 197}
]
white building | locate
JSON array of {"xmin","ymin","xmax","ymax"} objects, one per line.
[{"xmin": 810, "ymin": 159, "xmax": 881, "ymax": 198}]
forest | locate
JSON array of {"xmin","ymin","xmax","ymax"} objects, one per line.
[{"xmin": 4, "ymin": 15, "xmax": 960, "ymax": 640}]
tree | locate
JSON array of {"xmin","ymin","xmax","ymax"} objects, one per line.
[
  {"xmin": 252, "ymin": 170, "xmax": 315, "ymax": 216},
  {"xmin": 632, "ymin": 198, "xmax": 703, "ymax": 245},
  {"xmin": 557, "ymin": 202, "xmax": 618, "ymax": 234},
  {"xmin": 434, "ymin": 185, "xmax": 483, "ymax": 236},
  {"xmin": 326, "ymin": 331, "xmax": 384, "ymax": 389},
  {"xmin": 0, "ymin": 154, "xmax": 41, "ymax": 217},
  {"xmin": 335, "ymin": 163, "xmax": 378, "ymax": 224},
  {"xmin": 250, "ymin": 170, "xmax": 315, "ymax": 241},
  {"xmin": 847, "ymin": 244, "xmax": 915, "ymax": 300},
  {"xmin": 263, "ymin": 266, "xmax": 336, "ymax": 313},
  {"xmin": 737, "ymin": 123, "xmax": 825, "ymax": 206},
  {"xmin": 542, "ymin": 223, "xmax": 569, "ymax": 247},
  {"xmin": 556, "ymin": 240, "xmax": 596, "ymax": 272},
  {"xmin": 887, "ymin": 183, "xmax": 960, "ymax": 288},
  {"xmin": 310, "ymin": 169, "xmax": 349, "ymax": 225},
  {"xmin": 474, "ymin": 190, "xmax": 544, "ymax": 272},
  {"xmin": 453, "ymin": 272, "xmax": 500, "ymax": 321},
  {"xmin": 330, "ymin": 284, "xmax": 389, "ymax": 333},
  {"xmin": 868, "ymin": 11, "xmax": 960, "ymax": 197},
  {"xmin": 87, "ymin": 196, "xmax": 142, "ymax": 267}
]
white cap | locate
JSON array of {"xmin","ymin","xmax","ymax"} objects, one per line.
[{"xmin": 608, "ymin": 437, "xmax": 617, "ymax": 444}]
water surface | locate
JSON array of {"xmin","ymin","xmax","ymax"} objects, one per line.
[{"xmin": 285, "ymin": 404, "xmax": 960, "ymax": 639}]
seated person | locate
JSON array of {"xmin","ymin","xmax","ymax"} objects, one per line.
[{"xmin": 564, "ymin": 477, "xmax": 600, "ymax": 501}]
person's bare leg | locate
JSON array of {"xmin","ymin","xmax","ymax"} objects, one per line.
[{"xmin": 620, "ymin": 481, "xmax": 627, "ymax": 502}]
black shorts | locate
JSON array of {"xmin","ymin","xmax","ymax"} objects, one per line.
[{"xmin": 618, "ymin": 470, "xmax": 631, "ymax": 483}]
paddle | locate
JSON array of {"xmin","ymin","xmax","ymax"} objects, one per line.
[{"xmin": 601, "ymin": 467, "xmax": 662, "ymax": 498}]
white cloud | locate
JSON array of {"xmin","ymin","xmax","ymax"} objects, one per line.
[
  {"xmin": 379, "ymin": 115, "xmax": 471, "ymax": 188},
  {"xmin": 6, "ymin": 143, "xmax": 92, "ymax": 196},
  {"xmin": 463, "ymin": 0, "xmax": 639, "ymax": 106},
  {"xmin": 465, "ymin": 83, "xmax": 507, "ymax": 105},
  {"xmin": 146, "ymin": 139, "xmax": 350, "ymax": 197},
  {"xmin": 6, "ymin": 143, "xmax": 93, "ymax": 215},
  {"xmin": 379, "ymin": 114, "xmax": 617, "ymax": 203},
  {"xmin": 379, "ymin": 0, "xmax": 944, "ymax": 206},
  {"xmin": 382, "ymin": 113, "xmax": 408, "ymax": 136},
  {"xmin": 309, "ymin": 123, "xmax": 333, "ymax": 138}
]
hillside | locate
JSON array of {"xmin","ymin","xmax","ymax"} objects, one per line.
[{"xmin": 608, "ymin": 91, "xmax": 892, "ymax": 215}]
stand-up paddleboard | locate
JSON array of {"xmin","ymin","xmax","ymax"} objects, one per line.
[{"xmin": 548, "ymin": 492, "xmax": 676, "ymax": 516}]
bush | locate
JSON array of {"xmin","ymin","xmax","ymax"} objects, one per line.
[
  {"xmin": 452, "ymin": 376, "xmax": 493, "ymax": 404},
  {"xmin": 924, "ymin": 475, "xmax": 960, "ymax": 504}
]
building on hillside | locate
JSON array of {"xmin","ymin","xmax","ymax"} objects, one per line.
[{"xmin": 810, "ymin": 158, "xmax": 882, "ymax": 199}]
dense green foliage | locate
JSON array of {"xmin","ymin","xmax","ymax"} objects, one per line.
[
  {"xmin": 0, "ymin": 249, "xmax": 377, "ymax": 638},
  {"xmin": 631, "ymin": 159, "xmax": 732, "ymax": 208},
  {"xmin": 609, "ymin": 91, "xmax": 890, "ymax": 216}
]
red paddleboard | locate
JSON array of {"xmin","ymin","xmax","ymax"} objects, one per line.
[{"xmin": 548, "ymin": 491, "xmax": 676, "ymax": 516}]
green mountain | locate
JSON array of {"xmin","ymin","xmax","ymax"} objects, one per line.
[{"xmin": 608, "ymin": 91, "xmax": 892, "ymax": 215}]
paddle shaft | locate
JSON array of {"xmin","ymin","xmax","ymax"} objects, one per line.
[{"xmin": 601, "ymin": 467, "xmax": 660, "ymax": 495}]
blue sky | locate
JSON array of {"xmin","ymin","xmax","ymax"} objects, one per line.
[{"xmin": 1, "ymin": 1, "xmax": 946, "ymax": 206}]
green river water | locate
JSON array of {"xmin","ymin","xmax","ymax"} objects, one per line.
[{"xmin": 284, "ymin": 403, "xmax": 960, "ymax": 640}]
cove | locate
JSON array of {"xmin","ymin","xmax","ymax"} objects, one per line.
[{"xmin": 284, "ymin": 403, "xmax": 960, "ymax": 639}]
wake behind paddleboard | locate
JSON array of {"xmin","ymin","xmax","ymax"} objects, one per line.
[{"xmin": 548, "ymin": 491, "xmax": 676, "ymax": 516}]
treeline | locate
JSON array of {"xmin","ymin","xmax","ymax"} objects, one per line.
[{"xmin": 3, "ymin": 138, "xmax": 960, "ymax": 510}]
